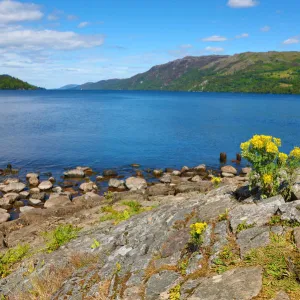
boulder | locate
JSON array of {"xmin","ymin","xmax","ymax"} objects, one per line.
[
  {"xmin": 29, "ymin": 176, "xmax": 39, "ymax": 187},
  {"xmin": 108, "ymin": 178, "xmax": 124, "ymax": 188},
  {"xmin": 19, "ymin": 191, "xmax": 29, "ymax": 198},
  {"xmin": 30, "ymin": 192, "xmax": 45, "ymax": 200},
  {"xmin": 96, "ymin": 176, "xmax": 104, "ymax": 181},
  {"xmin": 79, "ymin": 182, "xmax": 98, "ymax": 193},
  {"xmin": 4, "ymin": 178, "xmax": 20, "ymax": 184},
  {"xmin": 48, "ymin": 177, "xmax": 56, "ymax": 183},
  {"xmin": 64, "ymin": 169, "xmax": 85, "ymax": 178},
  {"xmin": 28, "ymin": 199, "xmax": 42, "ymax": 206},
  {"xmin": 221, "ymin": 165, "xmax": 237, "ymax": 175},
  {"xmin": 181, "ymin": 166, "xmax": 189, "ymax": 172},
  {"xmin": 159, "ymin": 174, "xmax": 171, "ymax": 184},
  {"xmin": 26, "ymin": 173, "xmax": 39, "ymax": 179},
  {"xmin": 1, "ymin": 182, "xmax": 26, "ymax": 193},
  {"xmin": 73, "ymin": 192, "xmax": 103, "ymax": 207},
  {"xmin": 3, "ymin": 193, "xmax": 20, "ymax": 202},
  {"xmin": 0, "ymin": 198, "xmax": 12, "ymax": 209},
  {"xmin": 194, "ymin": 164, "xmax": 206, "ymax": 172},
  {"xmin": 125, "ymin": 177, "xmax": 147, "ymax": 191},
  {"xmin": 38, "ymin": 181, "xmax": 53, "ymax": 191},
  {"xmin": 0, "ymin": 212, "xmax": 10, "ymax": 224},
  {"xmin": 20, "ymin": 206, "xmax": 35, "ymax": 213},
  {"xmin": 172, "ymin": 170, "xmax": 181, "ymax": 176},
  {"xmin": 222, "ymin": 172, "xmax": 235, "ymax": 178},
  {"xmin": 187, "ymin": 267, "xmax": 262, "ymax": 300},
  {"xmin": 153, "ymin": 169, "xmax": 163, "ymax": 177},
  {"xmin": 44, "ymin": 195, "xmax": 72, "ymax": 208},
  {"xmin": 191, "ymin": 175, "xmax": 202, "ymax": 182},
  {"xmin": 102, "ymin": 169, "xmax": 118, "ymax": 177},
  {"xmin": 30, "ymin": 188, "xmax": 40, "ymax": 194},
  {"xmin": 52, "ymin": 186, "xmax": 63, "ymax": 194}
]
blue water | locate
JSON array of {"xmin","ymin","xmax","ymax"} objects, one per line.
[{"xmin": 0, "ymin": 90, "xmax": 300, "ymax": 178}]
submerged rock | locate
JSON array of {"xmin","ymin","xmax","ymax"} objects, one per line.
[
  {"xmin": 102, "ymin": 169, "xmax": 118, "ymax": 177},
  {"xmin": 64, "ymin": 169, "xmax": 85, "ymax": 178}
]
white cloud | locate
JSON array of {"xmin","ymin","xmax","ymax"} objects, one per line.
[
  {"xmin": 202, "ymin": 35, "xmax": 227, "ymax": 42},
  {"xmin": 0, "ymin": 27, "xmax": 104, "ymax": 50},
  {"xmin": 227, "ymin": 0, "xmax": 258, "ymax": 8},
  {"xmin": 78, "ymin": 21, "xmax": 90, "ymax": 28},
  {"xmin": 0, "ymin": 0, "xmax": 43, "ymax": 23},
  {"xmin": 67, "ymin": 14, "xmax": 78, "ymax": 21},
  {"xmin": 235, "ymin": 33, "xmax": 249, "ymax": 39},
  {"xmin": 261, "ymin": 26, "xmax": 271, "ymax": 32},
  {"xmin": 180, "ymin": 44, "xmax": 193, "ymax": 49},
  {"xmin": 283, "ymin": 38, "xmax": 299, "ymax": 45},
  {"xmin": 48, "ymin": 14, "xmax": 58, "ymax": 21},
  {"xmin": 205, "ymin": 46, "xmax": 224, "ymax": 53}
]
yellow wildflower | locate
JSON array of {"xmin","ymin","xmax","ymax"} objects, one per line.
[
  {"xmin": 273, "ymin": 137, "xmax": 281, "ymax": 147},
  {"xmin": 263, "ymin": 174, "xmax": 273, "ymax": 185},
  {"xmin": 211, "ymin": 176, "xmax": 221, "ymax": 186},
  {"xmin": 260, "ymin": 135, "xmax": 272, "ymax": 143},
  {"xmin": 251, "ymin": 135, "xmax": 264, "ymax": 149},
  {"xmin": 290, "ymin": 147, "xmax": 300, "ymax": 159},
  {"xmin": 278, "ymin": 152, "xmax": 288, "ymax": 163},
  {"xmin": 190, "ymin": 222, "xmax": 207, "ymax": 236},
  {"xmin": 266, "ymin": 142, "xmax": 278, "ymax": 153},
  {"xmin": 240, "ymin": 141, "xmax": 250, "ymax": 151}
]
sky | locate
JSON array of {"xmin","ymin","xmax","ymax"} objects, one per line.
[{"xmin": 0, "ymin": 0, "xmax": 299, "ymax": 89}]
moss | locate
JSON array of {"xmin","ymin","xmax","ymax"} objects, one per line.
[
  {"xmin": 236, "ymin": 221, "xmax": 255, "ymax": 233},
  {"xmin": 218, "ymin": 209, "xmax": 229, "ymax": 222},
  {"xmin": 169, "ymin": 284, "xmax": 181, "ymax": 300},
  {"xmin": 269, "ymin": 215, "xmax": 300, "ymax": 227},
  {"xmin": 90, "ymin": 239, "xmax": 101, "ymax": 249},
  {"xmin": 42, "ymin": 224, "xmax": 80, "ymax": 252},
  {"xmin": 0, "ymin": 244, "xmax": 30, "ymax": 277}
]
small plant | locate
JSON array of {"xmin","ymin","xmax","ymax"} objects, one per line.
[
  {"xmin": 241, "ymin": 135, "xmax": 300, "ymax": 199},
  {"xmin": 0, "ymin": 244, "xmax": 30, "ymax": 277},
  {"xmin": 189, "ymin": 222, "xmax": 207, "ymax": 246},
  {"xmin": 114, "ymin": 262, "xmax": 122, "ymax": 274},
  {"xmin": 236, "ymin": 221, "xmax": 255, "ymax": 233},
  {"xmin": 178, "ymin": 258, "xmax": 189, "ymax": 275},
  {"xmin": 269, "ymin": 215, "xmax": 282, "ymax": 225},
  {"xmin": 211, "ymin": 176, "xmax": 221, "ymax": 187},
  {"xmin": 268, "ymin": 215, "xmax": 300, "ymax": 228},
  {"xmin": 169, "ymin": 284, "xmax": 181, "ymax": 300},
  {"xmin": 218, "ymin": 209, "xmax": 229, "ymax": 221},
  {"xmin": 91, "ymin": 239, "xmax": 101, "ymax": 249},
  {"xmin": 42, "ymin": 224, "xmax": 80, "ymax": 252},
  {"xmin": 104, "ymin": 191, "xmax": 114, "ymax": 201}
]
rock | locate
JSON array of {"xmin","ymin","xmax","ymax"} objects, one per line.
[
  {"xmin": 131, "ymin": 163, "xmax": 140, "ymax": 168},
  {"xmin": 186, "ymin": 253, "xmax": 203, "ymax": 275},
  {"xmin": 28, "ymin": 199, "xmax": 42, "ymax": 206},
  {"xmin": 291, "ymin": 183, "xmax": 300, "ymax": 200},
  {"xmin": 3, "ymin": 193, "xmax": 20, "ymax": 202},
  {"xmin": 191, "ymin": 175, "xmax": 202, "ymax": 182},
  {"xmin": 4, "ymin": 178, "xmax": 20, "ymax": 184},
  {"xmin": 0, "ymin": 212, "xmax": 10, "ymax": 224},
  {"xmin": 159, "ymin": 174, "xmax": 171, "ymax": 184},
  {"xmin": 38, "ymin": 181, "xmax": 53, "ymax": 191},
  {"xmin": 0, "ymin": 198, "xmax": 12, "ymax": 210},
  {"xmin": 96, "ymin": 176, "xmax": 104, "ymax": 181},
  {"xmin": 175, "ymin": 181, "xmax": 213, "ymax": 194},
  {"xmin": 277, "ymin": 200, "xmax": 300, "ymax": 223},
  {"xmin": 49, "ymin": 192, "xmax": 72, "ymax": 200},
  {"xmin": 125, "ymin": 177, "xmax": 147, "ymax": 191},
  {"xmin": 148, "ymin": 184, "xmax": 175, "ymax": 196},
  {"xmin": 26, "ymin": 173, "xmax": 39, "ymax": 179},
  {"xmin": 293, "ymin": 227, "xmax": 300, "ymax": 250},
  {"xmin": 235, "ymin": 185, "xmax": 252, "ymax": 201},
  {"xmin": 108, "ymin": 178, "xmax": 124, "ymax": 188},
  {"xmin": 194, "ymin": 164, "xmax": 206, "ymax": 172},
  {"xmin": 237, "ymin": 226, "xmax": 270, "ymax": 258},
  {"xmin": 20, "ymin": 206, "xmax": 35, "ymax": 213},
  {"xmin": 229, "ymin": 195, "xmax": 285, "ymax": 233},
  {"xmin": 44, "ymin": 195, "xmax": 72, "ymax": 208},
  {"xmin": 14, "ymin": 201, "xmax": 24, "ymax": 207},
  {"xmin": 153, "ymin": 169, "xmax": 163, "ymax": 177},
  {"xmin": 181, "ymin": 171, "xmax": 196, "ymax": 178},
  {"xmin": 52, "ymin": 186, "xmax": 62, "ymax": 193},
  {"xmin": 79, "ymin": 182, "xmax": 97, "ymax": 193},
  {"xmin": 29, "ymin": 176, "xmax": 39, "ymax": 187},
  {"xmin": 221, "ymin": 165, "xmax": 237, "ymax": 175},
  {"xmin": 48, "ymin": 177, "xmax": 56, "ymax": 183},
  {"xmin": 73, "ymin": 192, "xmax": 103, "ymax": 206},
  {"xmin": 64, "ymin": 169, "xmax": 85, "ymax": 178},
  {"xmin": 145, "ymin": 270, "xmax": 180, "ymax": 300},
  {"xmin": 19, "ymin": 191, "xmax": 29, "ymax": 198},
  {"xmin": 181, "ymin": 166, "xmax": 189, "ymax": 172},
  {"xmin": 241, "ymin": 167, "xmax": 252, "ymax": 175},
  {"xmin": 272, "ymin": 291, "xmax": 290, "ymax": 300},
  {"xmin": 30, "ymin": 188, "xmax": 40, "ymax": 194},
  {"xmin": 102, "ymin": 169, "xmax": 118, "ymax": 177},
  {"xmin": 172, "ymin": 170, "xmax": 181, "ymax": 176},
  {"xmin": 187, "ymin": 267, "xmax": 262, "ymax": 300},
  {"xmin": 1, "ymin": 182, "xmax": 26, "ymax": 193},
  {"xmin": 222, "ymin": 172, "xmax": 235, "ymax": 178},
  {"xmin": 30, "ymin": 192, "xmax": 45, "ymax": 201}
]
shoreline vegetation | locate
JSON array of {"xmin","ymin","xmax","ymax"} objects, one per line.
[{"xmin": 0, "ymin": 140, "xmax": 300, "ymax": 298}]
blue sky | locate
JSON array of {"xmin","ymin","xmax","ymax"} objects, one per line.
[{"xmin": 0, "ymin": 0, "xmax": 299, "ymax": 88}]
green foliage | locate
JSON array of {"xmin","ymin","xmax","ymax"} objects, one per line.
[
  {"xmin": 104, "ymin": 191, "xmax": 114, "ymax": 201},
  {"xmin": 99, "ymin": 201, "xmax": 153, "ymax": 225},
  {"xmin": 178, "ymin": 258, "xmax": 189, "ymax": 275},
  {"xmin": 42, "ymin": 224, "xmax": 80, "ymax": 252},
  {"xmin": 90, "ymin": 239, "xmax": 101, "ymax": 249},
  {"xmin": 241, "ymin": 135, "xmax": 300, "ymax": 199},
  {"xmin": 169, "ymin": 284, "xmax": 181, "ymax": 300},
  {"xmin": 0, "ymin": 75, "xmax": 38, "ymax": 90},
  {"xmin": 236, "ymin": 221, "xmax": 255, "ymax": 233},
  {"xmin": 0, "ymin": 244, "xmax": 30, "ymax": 277},
  {"xmin": 269, "ymin": 215, "xmax": 300, "ymax": 228},
  {"xmin": 218, "ymin": 209, "xmax": 229, "ymax": 222},
  {"xmin": 189, "ymin": 222, "xmax": 207, "ymax": 246}
]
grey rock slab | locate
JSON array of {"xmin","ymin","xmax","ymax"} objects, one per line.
[
  {"xmin": 145, "ymin": 270, "xmax": 180, "ymax": 300},
  {"xmin": 293, "ymin": 227, "xmax": 300, "ymax": 250},
  {"xmin": 148, "ymin": 184, "xmax": 175, "ymax": 196},
  {"xmin": 3, "ymin": 192, "xmax": 20, "ymax": 202},
  {"xmin": 277, "ymin": 200, "xmax": 300, "ymax": 223},
  {"xmin": 175, "ymin": 181, "xmax": 212, "ymax": 194},
  {"xmin": 229, "ymin": 195, "xmax": 285, "ymax": 233},
  {"xmin": 272, "ymin": 290, "xmax": 290, "ymax": 300},
  {"xmin": 38, "ymin": 180, "xmax": 53, "ymax": 191},
  {"xmin": 237, "ymin": 226, "xmax": 270, "ymax": 258},
  {"xmin": 1, "ymin": 182, "xmax": 26, "ymax": 193},
  {"xmin": 187, "ymin": 266, "xmax": 263, "ymax": 300},
  {"xmin": 44, "ymin": 195, "xmax": 72, "ymax": 208},
  {"xmin": 186, "ymin": 253, "xmax": 203, "ymax": 275}
]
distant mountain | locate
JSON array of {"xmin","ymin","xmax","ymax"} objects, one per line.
[
  {"xmin": 0, "ymin": 75, "xmax": 39, "ymax": 90},
  {"xmin": 58, "ymin": 84, "xmax": 79, "ymax": 90},
  {"xmin": 66, "ymin": 51, "xmax": 300, "ymax": 94}
]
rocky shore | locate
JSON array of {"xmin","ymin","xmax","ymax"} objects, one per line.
[{"xmin": 0, "ymin": 162, "xmax": 300, "ymax": 299}]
